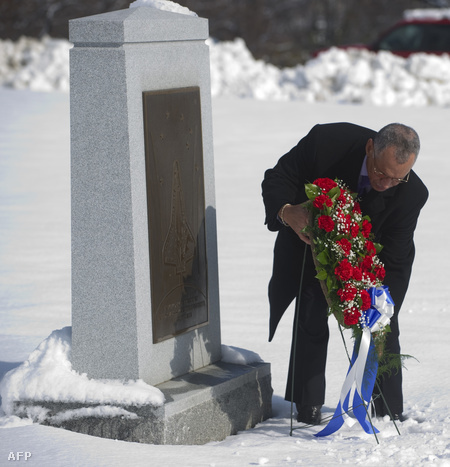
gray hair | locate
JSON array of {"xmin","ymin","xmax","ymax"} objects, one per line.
[{"xmin": 374, "ymin": 123, "xmax": 420, "ymax": 163}]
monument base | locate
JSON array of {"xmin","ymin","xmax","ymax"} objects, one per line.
[{"xmin": 13, "ymin": 361, "xmax": 272, "ymax": 445}]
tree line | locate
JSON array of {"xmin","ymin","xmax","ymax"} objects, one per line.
[{"xmin": 0, "ymin": 0, "xmax": 440, "ymax": 66}]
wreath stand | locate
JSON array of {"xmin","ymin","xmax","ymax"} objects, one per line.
[{"xmin": 288, "ymin": 244, "xmax": 401, "ymax": 443}]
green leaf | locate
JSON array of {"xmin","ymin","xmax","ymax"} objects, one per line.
[
  {"xmin": 316, "ymin": 251, "xmax": 329, "ymax": 265},
  {"xmin": 315, "ymin": 269, "xmax": 328, "ymax": 280},
  {"xmin": 374, "ymin": 242, "xmax": 383, "ymax": 254},
  {"xmin": 305, "ymin": 184, "xmax": 321, "ymax": 200},
  {"xmin": 326, "ymin": 275, "xmax": 335, "ymax": 292},
  {"xmin": 328, "ymin": 186, "xmax": 341, "ymax": 199}
]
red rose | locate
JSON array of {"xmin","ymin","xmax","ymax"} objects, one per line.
[
  {"xmin": 337, "ymin": 191, "xmax": 347, "ymax": 204},
  {"xmin": 361, "ymin": 255, "xmax": 373, "ymax": 271},
  {"xmin": 318, "ymin": 215, "xmax": 335, "ymax": 232},
  {"xmin": 375, "ymin": 264, "xmax": 386, "ymax": 280},
  {"xmin": 350, "ymin": 223, "xmax": 359, "ymax": 238},
  {"xmin": 340, "ymin": 214, "xmax": 352, "ymax": 234},
  {"xmin": 313, "ymin": 178, "xmax": 338, "ymax": 193},
  {"xmin": 337, "ymin": 238, "xmax": 352, "ymax": 256},
  {"xmin": 337, "ymin": 283, "xmax": 357, "ymax": 302},
  {"xmin": 335, "ymin": 259, "xmax": 353, "ymax": 281},
  {"xmin": 365, "ymin": 240, "xmax": 376, "ymax": 256},
  {"xmin": 343, "ymin": 307, "xmax": 360, "ymax": 326},
  {"xmin": 364, "ymin": 272, "xmax": 376, "ymax": 283},
  {"xmin": 362, "ymin": 219, "xmax": 372, "ymax": 238},
  {"xmin": 352, "ymin": 267, "xmax": 363, "ymax": 281},
  {"xmin": 353, "ymin": 202, "xmax": 362, "ymax": 214},
  {"xmin": 313, "ymin": 194, "xmax": 333, "ymax": 210},
  {"xmin": 360, "ymin": 289, "xmax": 372, "ymax": 311}
]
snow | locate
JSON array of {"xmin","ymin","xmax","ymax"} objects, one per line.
[
  {"xmin": 129, "ymin": 0, "xmax": 198, "ymax": 17},
  {"xmin": 220, "ymin": 345, "xmax": 263, "ymax": 365},
  {"xmin": 0, "ymin": 36, "xmax": 71, "ymax": 92},
  {"xmin": 0, "ymin": 326, "xmax": 261, "ymax": 422},
  {"xmin": 0, "ymin": 328, "xmax": 165, "ymax": 418},
  {"xmin": 2, "ymin": 33, "xmax": 450, "ymax": 106},
  {"xmin": 0, "ymin": 15, "xmax": 450, "ymax": 467},
  {"xmin": 403, "ymin": 8, "xmax": 450, "ymax": 20},
  {"xmin": 1, "ymin": 86, "xmax": 449, "ymax": 467}
]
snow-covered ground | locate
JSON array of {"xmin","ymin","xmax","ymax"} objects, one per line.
[
  {"xmin": 0, "ymin": 87, "xmax": 449, "ymax": 466},
  {"xmin": 1, "ymin": 4, "xmax": 450, "ymax": 465}
]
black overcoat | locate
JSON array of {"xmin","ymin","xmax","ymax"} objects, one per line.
[{"xmin": 262, "ymin": 122, "xmax": 429, "ymax": 342}]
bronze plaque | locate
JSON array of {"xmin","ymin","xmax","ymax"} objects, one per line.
[{"xmin": 143, "ymin": 87, "xmax": 208, "ymax": 343}]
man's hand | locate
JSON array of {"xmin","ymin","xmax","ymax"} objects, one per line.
[{"xmin": 279, "ymin": 203, "xmax": 311, "ymax": 244}]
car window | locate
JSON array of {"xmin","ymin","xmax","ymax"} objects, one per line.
[
  {"xmin": 377, "ymin": 23, "xmax": 450, "ymax": 52},
  {"xmin": 378, "ymin": 24, "xmax": 424, "ymax": 51},
  {"xmin": 421, "ymin": 24, "xmax": 450, "ymax": 51}
]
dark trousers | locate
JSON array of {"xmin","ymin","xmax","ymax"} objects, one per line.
[{"xmin": 284, "ymin": 272, "xmax": 329, "ymax": 406}]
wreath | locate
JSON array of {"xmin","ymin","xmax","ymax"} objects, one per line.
[{"xmin": 303, "ymin": 177, "xmax": 390, "ymax": 352}]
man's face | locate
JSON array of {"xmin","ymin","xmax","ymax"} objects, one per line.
[{"xmin": 365, "ymin": 139, "xmax": 415, "ymax": 192}]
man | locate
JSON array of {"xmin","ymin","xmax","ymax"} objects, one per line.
[{"xmin": 261, "ymin": 122, "xmax": 428, "ymax": 425}]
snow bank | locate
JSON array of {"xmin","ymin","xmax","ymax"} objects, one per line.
[
  {"xmin": 0, "ymin": 327, "xmax": 264, "ymax": 420},
  {"xmin": 1, "ymin": 30, "xmax": 450, "ymax": 106},
  {"xmin": 0, "ymin": 328, "xmax": 165, "ymax": 417},
  {"xmin": 0, "ymin": 36, "xmax": 70, "ymax": 92},
  {"xmin": 210, "ymin": 39, "xmax": 450, "ymax": 106}
]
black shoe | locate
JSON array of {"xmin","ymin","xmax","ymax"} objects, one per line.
[
  {"xmin": 296, "ymin": 405, "xmax": 322, "ymax": 425},
  {"xmin": 371, "ymin": 404, "xmax": 406, "ymax": 422},
  {"xmin": 392, "ymin": 413, "xmax": 407, "ymax": 422}
]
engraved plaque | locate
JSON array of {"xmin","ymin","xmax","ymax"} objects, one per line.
[{"xmin": 143, "ymin": 87, "xmax": 208, "ymax": 343}]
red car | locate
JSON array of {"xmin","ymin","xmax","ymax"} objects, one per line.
[{"xmin": 316, "ymin": 9, "xmax": 450, "ymax": 58}]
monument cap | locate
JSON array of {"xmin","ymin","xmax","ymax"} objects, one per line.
[{"xmin": 69, "ymin": 6, "xmax": 209, "ymax": 45}]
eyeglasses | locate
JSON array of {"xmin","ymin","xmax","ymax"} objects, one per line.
[{"xmin": 372, "ymin": 158, "xmax": 410, "ymax": 184}]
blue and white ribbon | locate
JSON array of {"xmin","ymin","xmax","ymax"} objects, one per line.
[{"xmin": 315, "ymin": 286, "xmax": 394, "ymax": 437}]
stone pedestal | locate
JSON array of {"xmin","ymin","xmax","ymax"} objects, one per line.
[{"xmin": 15, "ymin": 362, "xmax": 272, "ymax": 445}]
